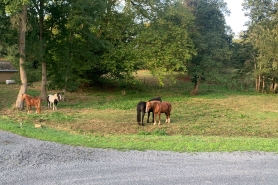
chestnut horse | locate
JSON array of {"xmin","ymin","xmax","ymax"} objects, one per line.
[
  {"xmin": 21, "ymin": 94, "xmax": 42, "ymax": 114},
  {"xmin": 145, "ymin": 101, "xmax": 172, "ymax": 125}
]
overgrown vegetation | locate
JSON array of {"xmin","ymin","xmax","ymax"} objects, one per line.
[{"xmin": 1, "ymin": 71, "xmax": 278, "ymax": 152}]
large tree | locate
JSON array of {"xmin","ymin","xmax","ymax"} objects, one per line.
[
  {"xmin": 3, "ymin": 0, "xmax": 29, "ymax": 109},
  {"xmin": 133, "ymin": 0, "xmax": 196, "ymax": 85},
  {"xmin": 185, "ymin": 0, "xmax": 232, "ymax": 95},
  {"xmin": 243, "ymin": 0, "xmax": 278, "ymax": 93},
  {"xmin": 44, "ymin": 0, "xmax": 109, "ymax": 91}
]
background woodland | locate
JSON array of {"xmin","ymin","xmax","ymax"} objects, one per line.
[{"xmin": 1, "ymin": 0, "xmax": 278, "ymax": 104}]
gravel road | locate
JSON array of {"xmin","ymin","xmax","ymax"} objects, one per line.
[{"xmin": 1, "ymin": 130, "xmax": 278, "ymax": 185}]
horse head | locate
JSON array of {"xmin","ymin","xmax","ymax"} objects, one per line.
[
  {"xmin": 57, "ymin": 93, "xmax": 62, "ymax": 101},
  {"xmin": 146, "ymin": 101, "xmax": 156, "ymax": 113},
  {"xmin": 21, "ymin": 94, "xmax": 28, "ymax": 101},
  {"xmin": 53, "ymin": 93, "xmax": 62, "ymax": 101}
]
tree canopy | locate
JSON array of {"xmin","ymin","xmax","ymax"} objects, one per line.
[{"xmin": 3, "ymin": 0, "xmax": 278, "ymax": 95}]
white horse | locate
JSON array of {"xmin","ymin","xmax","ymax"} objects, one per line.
[{"xmin": 47, "ymin": 93, "xmax": 62, "ymax": 111}]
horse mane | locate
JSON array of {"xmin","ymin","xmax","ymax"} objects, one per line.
[
  {"xmin": 149, "ymin": 97, "xmax": 162, "ymax": 102},
  {"xmin": 149, "ymin": 100, "xmax": 161, "ymax": 105},
  {"xmin": 53, "ymin": 93, "xmax": 62, "ymax": 101}
]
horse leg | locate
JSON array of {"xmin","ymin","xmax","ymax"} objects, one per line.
[
  {"xmin": 36, "ymin": 107, "xmax": 41, "ymax": 114},
  {"xmin": 147, "ymin": 111, "xmax": 150, "ymax": 123},
  {"xmin": 54, "ymin": 99, "xmax": 58, "ymax": 110},
  {"xmin": 141, "ymin": 111, "xmax": 145, "ymax": 126},
  {"xmin": 137, "ymin": 110, "xmax": 141, "ymax": 125},
  {"xmin": 165, "ymin": 113, "xmax": 168, "ymax": 123},
  {"xmin": 158, "ymin": 113, "xmax": 161, "ymax": 125},
  {"xmin": 27, "ymin": 105, "xmax": 31, "ymax": 114},
  {"xmin": 35, "ymin": 105, "xmax": 39, "ymax": 114},
  {"xmin": 153, "ymin": 113, "xmax": 157, "ymax": 125}
]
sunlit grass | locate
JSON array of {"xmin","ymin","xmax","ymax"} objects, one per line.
[{"xmin": 1, "ymin": 71, "xmax": 278, "ymax": 152}]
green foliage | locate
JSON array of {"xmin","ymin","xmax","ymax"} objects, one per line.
[
  {"xmin": 152, "ymin": 128, "xmax": 168, "ymax": 136},
  {"xmin": 2, "ymin": 0, "xmax": 272, "ymax": 95},
  {"xmin": 0, "ymin": 2, "xmax": 17, "ymax": 57},
  {"xmin": 134, "ymin": 0, "xmax": 196, "ymax": 85},
  {"xmin": 187, "ymin": 0, "xmax": 232, "ymax": 86},
  {"xmin": 138, "ymin": 128, "xmax": 168, "ymax": 136},
  {"xmin": 3, "ymin": 0, "xmax": 29, "ymax": 14},
  {"xmin": 243, "ymin": 0, "xmax": 278, "ymax": 93}
]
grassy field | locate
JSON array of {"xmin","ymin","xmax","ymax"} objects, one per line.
[{"xmin": 1, "ymin": 70, "xmax": 278, "ymax": 152}]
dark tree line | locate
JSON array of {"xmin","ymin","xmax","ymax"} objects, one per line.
[{"xmin": 2, "ymin": 0, "xmax": 276, "ymax": 109}]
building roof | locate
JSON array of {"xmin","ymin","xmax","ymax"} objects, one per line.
[{"xmin": 0, "ymin": 59, "xmax": 17, "ymax": 72}]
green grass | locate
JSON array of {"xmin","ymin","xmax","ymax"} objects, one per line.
[
  {"xmin": 2, "ymin": 72, "xmax": 278, "ymax": 152},
  {"xmin": 1, "ymin": 116, "xmax": 278, "ymax": 152},
  {"xmin": 0, "ymin": 116, "xmax": 278, "ymax": 152}
]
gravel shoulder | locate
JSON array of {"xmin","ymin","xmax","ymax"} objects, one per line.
[{"xmin": 1, "ymin": 130, "xmax": 278, "ymax": 185}]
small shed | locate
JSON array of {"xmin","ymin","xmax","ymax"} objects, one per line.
[{"xmin": 0, "ymin": 59, "xmax": 18, "ymax": 83}]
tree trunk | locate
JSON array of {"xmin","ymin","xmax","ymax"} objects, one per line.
[
  {"xmin": 262, "ymin": 76, "xmax": 265, "ymax": 93},
  {"xmin": 41, "ymin": 61, "xmax": 47, "ymax": 100},
  {"xmin": 255, "ymin": 77, "xmax": 259, "ymax": 92},
  {"xmin": 15, "ymin": 5, "xmax": 28, "ymax": 110},
  {"xmin": 39, "ymin": 0, "xmax": 47, "ymax": 101},
  {"xmin": 274, "ymin": 83, "xmax": 278, "ymax": 93},
  {"xmin": 255, "ymin": 62, "xmax": 260, "ymax": 93},
  {"xmin": 190, "ymin": 76, "xmax": 201, "ymax": 95},
  {"xmin": 269, "ymin": 77, "xmax": 277, "ymax": 93}
]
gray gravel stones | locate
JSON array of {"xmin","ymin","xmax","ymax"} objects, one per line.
[{"xmin": 1, "ymin": 130, "xmax": 278, "ymax": 185}]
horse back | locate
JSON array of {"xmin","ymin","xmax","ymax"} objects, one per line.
[
  {"xmin": 137, "ymin": 101, "xmax": 146, "ymax": 112},
  {"xmin": 149, "ymin": 101, "xmax": 161, "ymax": 113},
  {"xmin": 30, "ymin": 97, "xmax": 42, "ymax": 105},
  {"xmin": 160, "ymin": 102, "xmax": 171, "ymax": 113}
]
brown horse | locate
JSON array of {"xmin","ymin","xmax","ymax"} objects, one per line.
[
  {"xmin": 145, "ymin": 101, "xmax": 172, "ymax": 125},
  {"xmin": 21, "ymin": 94, "xmax": 42, "ymax": 114}
]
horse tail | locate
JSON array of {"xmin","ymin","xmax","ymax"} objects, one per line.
[{"xmin": 167, "ymin": 102, "xmax": 172, "ymax": 112}]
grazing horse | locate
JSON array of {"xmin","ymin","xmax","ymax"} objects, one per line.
[
  {"xmin": 21, "ymin": 94, "xmax": 42, "ymax": 114},
  {"xmin": 145, "ymin": 101, "xmax": 172, "ymax": 125},
  {"xmin": 137, "ymin": 97, "xmax": 162, "ymax": 126},
  {"xmin": 47, "ymin": 93, "xmax": 62, "ymax": 111}
]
